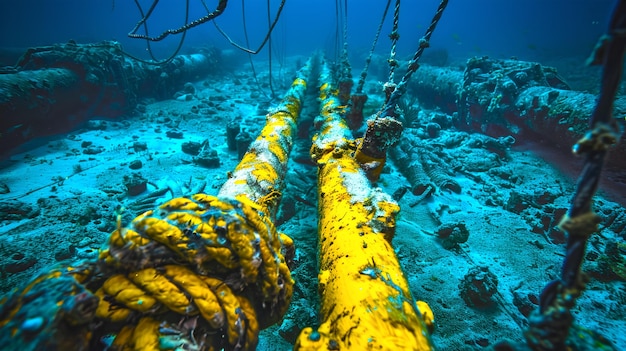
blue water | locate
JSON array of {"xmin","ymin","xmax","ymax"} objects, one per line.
[{"xmin": 0, "ymin": 0, "xmax": 614, "ymax": 63}]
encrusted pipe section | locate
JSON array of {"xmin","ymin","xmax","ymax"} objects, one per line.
[
  {"xmin": 296, "ymin": 62, "xmax": 435, "ymax": 351},
  {"xmin": 389, "ymin": 144, "xmax": 435, "ymax": 197},
  {"xmin": 406, "ymin": 57, "xmax": 626, "ymax": 169},
  {"xmin": 0, "ymin": 41, "xmax": 222, "ymax": 156},
  {"xmin": 218, "ymin": 57, "xmax": 311, "ymax": 214}
]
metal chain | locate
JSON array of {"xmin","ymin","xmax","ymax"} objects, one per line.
[
  {"xmin": 356, "ymin": 0, "xmax": 392, "ymax": 94},
  {"xmin": 526, "ymin": 1, "xmax": 625, "ymax": 349},
  {"xmin": 211, "ymin": 0, "xmax": 286, "ymax": 54},
  {"xmin": 380, "ymin": 0, "xmax": 448, "ymax": 118},
  {"xmin": 387, "ymin": 0, "xmax": 401, "ymax": 83},
  {"xmin": 128, "ymin": 0, "xmax": 228, "ymax": 42}
]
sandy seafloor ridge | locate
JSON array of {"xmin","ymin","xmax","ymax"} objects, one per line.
[{"xmin": 0, "ymin": 55, "xmax": 625, "ymax": 350}]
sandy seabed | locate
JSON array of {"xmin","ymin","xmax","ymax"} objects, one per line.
[{"xmin": 1, "ymin": 56, "xmax": 624, "ymax": 350}]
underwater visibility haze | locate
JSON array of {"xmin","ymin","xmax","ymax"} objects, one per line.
[{"xmin": 0, "ymin": 0, "xmax": 625, "ymax": 350}]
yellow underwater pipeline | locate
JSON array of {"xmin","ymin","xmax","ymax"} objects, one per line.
[
  {"xmin": 0, "ymin": 58, "xmax": 312, "ymax": 351},
  {"xmin": 295, "ymin": 62, "xmax": 435, "ymax": 350}
]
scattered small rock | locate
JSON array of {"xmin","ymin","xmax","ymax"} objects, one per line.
[
  {"xmin": 278, "ymin": 318, "xmax": 299, "ymax": 344},
  {"xmin": 3, "ymin": 253, "xmax": 37, "ymax": 274},
  {"xmin": 227, "ymin": 120, "xmax": 240, "ymax": 151},
  {"xmin": 459, "ymin": 266, "xmax": 499, "ymax": 308},
  {"xmin": 129, "ymin": 160, "xmax": 143, "ymax": 170},
  {"xmin": 133, "ymin": 141, "xmax": 148, "ymax": 152},
  {"xmin": 431, "ymin": 112, "xmax": 452, "ymax": 129},
  {"xmin": 193, "ymin": 148, "xmax": 220, "ymax": 168},
  {"xmin": 236, "ymin": 131, "xmax": 253, "ymax": 160},
  {"xmin": 391, "ymin": 186, "xmax": 410, "ymax": 201},
  {"xmin": 54, "ymin": 245, "xmax": 76, "ymax": 261},
  {"xmin": 75, "ymin": 246, "xmax": 99, "ymax": 259},
  {"xmin": 183, "ymin": 82, "xmax": 196, "ymax": 94},
  {"xmin": 435, "ymin": 222, "xmax": 469, "ymax": 249},
  {"xmin": 512, "ymin": 289, "xmax": 539, "ymax": 317},
  {"xmin": 426, "ymin": 122, "xmax": 441, "ymax": 138},
  {"xmin": 155, "ymin": 116, "xmax": 171, "ymax": 124},
  {"xmin": 0, "ymin": 200, "xmax": 40, "ymax": 220},
  {"xmin": 209, "ymin": 95, "xmax": 226, "ymax": 102},
  {"xmin": 182, "ymin": 141, "xmax": 203, "ymax": 156},
  {"xmin": 475, "ymin": 338, "xmax": 490, "ymax": 347},
  {"xmin": 200, "ymin": 108, "xmax": 216, "ymax": 116},
  {"xmin": 82, "ymin": 145, "xmax": 105, "ymax": 155},
  {"xmin": 164, "ymin": 119, "xmax": 180, "ymax": 129},
  {"xmin": 85, "ymin": 120, "xmax": 107, "ymax": 130},
  {"xmin": 135, "ymin": 103, "xmax": 147, "ymax": 113},
  {"xmin": 123, "ymin": 173, "xmax": 148, "ymax": 196},
  {"xmin": 176, "ymin": 93, "xmax": 193, "ymax": 101},
  {"xmin": 166, "ymin": 130, "xmax": 184, "ymax": 139}
]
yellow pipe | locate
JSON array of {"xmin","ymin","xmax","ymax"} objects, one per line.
[
  {"xmin": 0, "ymin": 58, "xmax": 315, "ymax": 351},
  {"xmin": 218, "ymin": 58, "xmax": 310, "ymax": 214},
  {"xmin": 94, "ymin": 57, "xmax": 315, "ymax": 348},
  {"xmin": 296, "ymin": 62, "xmax": 435, "ymax": 351}
]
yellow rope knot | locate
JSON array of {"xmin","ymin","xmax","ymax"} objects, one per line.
[{"xmin": 94, "ymin": 194, "xmax": 293, "ymax": 349}]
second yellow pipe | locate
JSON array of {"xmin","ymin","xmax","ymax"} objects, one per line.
[{"xmin": 296, "ymin": 61, "xmax": 435, "ymax": 350}]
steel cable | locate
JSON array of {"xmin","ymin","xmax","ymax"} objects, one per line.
[
  {"xmin": 525, "ymin": 1, "xmax": 625, "ymax": 349},
  {"xmin": 379, "ymin": 0, "xmax": 448, "ymax": 118},
  {"xmin": 355, "ymin": 0, "xmax": 392, "ymax": 94}
]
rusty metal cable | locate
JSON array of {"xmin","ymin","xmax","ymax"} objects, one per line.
[
  {"xmin": 524, "ymin": 1, "xmax": 625, "ymax": 349},
  {"xmin": 355, "ymin": 0, "xmax": 392, "ymax": 94},
  {"xmin": 379, "ymin": 0, "xmax": 448, "ymax": 119},
  {"xmin": 267, "ymin": 0, "xmax": 276, "ymax": 98},
  {"xmin": 353, "ymin": 0, "xmax": 447, "ymax": 180},
  {"xmin": 211, "ymin": 0, "xmax": 286, "ymax": 55},
  {"xmin": 334, "ymin": 0, "xmax": 341, "ymax": 61},
  {"xmin": 239, "ymin": 0, "xmax": 266, "ymax": 100},
  {"xmin": 387, "ymin": 0, "xmax": 401, "ymax": 83},
  {"xmin": 128, "ymin": 0, "xmax": 228, "ymax": 42},
  {"xmin": 224, "ymin": 0, "xmax": 274, "ymax": 101},
  {"xmin": 212, "ymin": 0, "xmax": 286, "ymax": 100},
  {"xmin": 336, "ymin": 0, "xmax": 353, "ymax": 104},
  {"xmin": 127, "ymin": 0, "xmax": 191, "ymax": 64}
]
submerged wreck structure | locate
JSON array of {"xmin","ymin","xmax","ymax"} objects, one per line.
[
  {"xmin": 0, "ymin": 41, "xmax": 222, "ymax": 156},
  {"xmin": 0, "ymin": 0, "xmax": 625, "ymax": 350}
]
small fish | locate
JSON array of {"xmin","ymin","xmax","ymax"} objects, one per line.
[
  {"xmin": 4, "ymin": 123, "xmax": 24, "ymax": 133},
  {"xmin": 0, "ymin": 124, "xmax": 27, "ymax": 139}
]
